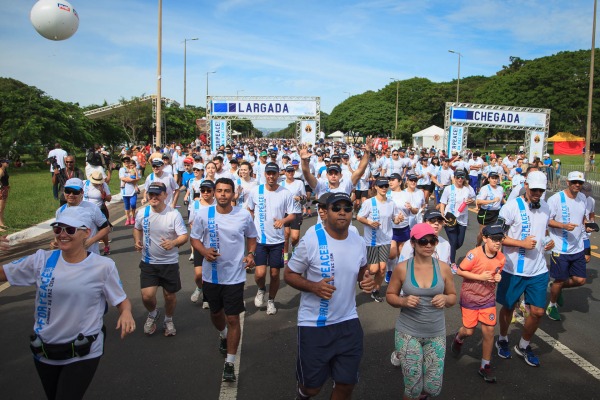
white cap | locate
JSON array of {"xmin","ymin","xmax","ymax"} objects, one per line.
[
  {"xmin": 555, "ymin": 158, "xmax": 560, "ymax": 162},
  {"xmin": 193, "ymin": 163, "xmax": 203, "ymax": 170},
  {"xmin": 525, "ymin": 171, "xmax": 547, "ymax": 190},
  {"xmin": 176, "ymin": 146, "xmax": 181, "ymax": 150},
  {"xmin": 567, "ymin": 171, "xmax": 585, "ymax": 182},
  {"xmin": 544, "ymin": 153, "xmax": 550, "ymax": 157},
  {"xmin": 51, "ymin": 206, "xmax": 93, "ymax": 229},
  {"xmin": 64, "ymin": 178, "xmax": 84, "ymax": 190}
]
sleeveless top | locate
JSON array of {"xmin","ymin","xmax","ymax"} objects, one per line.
[
  {"xmin": 0, "ymin": 170, "xmax": 8, "ymax": 187},
  {"xmin": 395, "ymin": 257, "xmax": 446, "ymax": 338}
]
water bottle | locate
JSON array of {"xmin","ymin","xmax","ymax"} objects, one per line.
[
  {"xmin": 457, "ymin": 200, "xmax": 467, "ymax": 213},
  {"xmin": 74, "ymin": 333, "xmax": 88, "ymax": 347},
  {"xmin": 543, "ymin": 236, "xmax": 552, "ymax": 254},
  {"xmin": 30, "ymin": 334, "xmax": 43, "ymax": 348}
]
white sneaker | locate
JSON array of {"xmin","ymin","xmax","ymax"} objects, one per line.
[
  {"xmin": 190, "ymin": 287, "xmax": 201, "ymax": 303},
  {"xmin": 266, "ymin": 299, "xmax": 277, "ymax": 315},
  {"xmin": 202, "ymin": 301, "xmax": 209, "ymax": 309},
  {"xmin": 390, "ymin": 351, "xmax": 401, "ymax": 367},
  {"xmin": 163, "ymin": 320, "xmax": 176, "ymax": 337},
  {"xmin": 254, "ymin": 289, "xmax": 266, "ymax": 308},
  {"xmin": 189, "ymin": 253, "xmax": 194, "ymax": 262}
]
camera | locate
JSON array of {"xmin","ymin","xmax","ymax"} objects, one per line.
[{"xmin": 46, "ymin": 155, "xmax": 60, "ymax": 171}]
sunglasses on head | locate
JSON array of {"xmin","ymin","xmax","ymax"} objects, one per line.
[
  {"xmin": 329, "ymin": 204, "xmax": 353, "ymax": 213},
  {"xmin": 52, "ymin": 225, "xmax": 85, "ymax": 235},
  {"xmin": 64, "ymin": 188, "xmax": 81, "ymax": 195},
  {"xmin": 200, "ymin": 188, "xmax": 213, "ymax": 193},
  {"xmin": 415, "ymin": 236, "xmax": 438, "ymax": 246}
]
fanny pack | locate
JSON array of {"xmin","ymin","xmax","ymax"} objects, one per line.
[{"xmin": 30, "ymin": 326, "xmax": 104, "ymax": 360}]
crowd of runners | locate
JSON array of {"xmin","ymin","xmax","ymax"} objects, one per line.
[{"xmin": 0, "ymin": 136, "xmax": 596, "ymax": 400}]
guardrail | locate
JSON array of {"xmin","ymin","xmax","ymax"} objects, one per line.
[{"xmin": 544, "ymin": 164, "xmax": 600, "ymax": 197}]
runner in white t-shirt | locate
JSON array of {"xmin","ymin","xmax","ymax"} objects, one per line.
[
  {"xmin": 475, "ymin": 171, "xmax": 505, "ymax": 246},
  {"xmin": 246, "ymin": 162, "xmax": 295, "ymax": 315},
  {"xmin": 82, "ymin": 171, "xmax": 112, "ymax": 255},
  {"xmin": 133, "ymin": 182, "xmax": 189, "ymax": 337},
  {"xmin": 142, "ymin": 159, "xmax": 180, "ymax": 208},
  {"xmin": 397, "ymin": 210, "xmax": 451, "ymax": 265},
  {"xmin": 280, "ymin": 165, "xmax": 307, "ymax": 265}
]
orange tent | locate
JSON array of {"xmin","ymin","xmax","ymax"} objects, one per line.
[{"xmin": 547, "ymin": 132, "xmax": 585, "ymax": 155}]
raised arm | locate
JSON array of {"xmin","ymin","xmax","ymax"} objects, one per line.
[{"xmin": 350, "ymin": 137, "xmax": 373, "ymax": 186}]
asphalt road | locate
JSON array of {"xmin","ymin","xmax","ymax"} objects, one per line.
[{"xmin": 1, "ymin": 195, "xmax": 600, "ymax": 400}]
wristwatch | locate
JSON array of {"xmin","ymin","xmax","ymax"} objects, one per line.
[{"xmin": 247, "ymin": 251, "xmax": 256, "ymax": 256}]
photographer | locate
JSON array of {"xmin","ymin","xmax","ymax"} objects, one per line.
[
  {"xmin": 52, "ymin": 155, "xmax": 85, "ymax": 206},
  {"xmin": 85, "ymin": 144, "xmax": 112, "ymax": 184},
  {"xmin": 46, "ymin": 143, "xmax": 68, "ymax": 200}
]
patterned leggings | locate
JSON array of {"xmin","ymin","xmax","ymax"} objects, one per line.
[{"xmin": 395, "ymin": 330, "xmax": 446, "ymax": 398}]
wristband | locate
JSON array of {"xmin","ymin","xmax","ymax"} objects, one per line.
[{"xmin": 247, "ymin": 251, "xmax": 256, "ymax": 256}]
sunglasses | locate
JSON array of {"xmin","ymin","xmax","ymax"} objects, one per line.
[
  {"xmin": 415, "ymin": 237, "xmax": 439, "ymax": 246},
  {"xmin": 64, "ymin": 188, "xmax": 82, "ymax": 195},
  {"xmin": 530, "ymin": 188, "xmax": 545, "ymax": 193},
  {"xmin": 427, "ymin": 218, "xmax": 445, "ymax": 224},
  {"xmin": 152, "ymin": 165, "xmax": 162, "ymax": 168},
  {"xmin": 329, "ymin": 204, "xmax": 353, "ymax": 213},
  {"xmin": 377, "ymin": 184, "xmax": 390, "ymax": 189},
  {"xmin": 52, "ymin": 225, "xmax": 86, "ymax": 235},
  {"xmin": 193, "ymin": 168, "xmax": 201, "ymax": 171},
  {"xmin": 408, "ymin": 179, "xmax": 418, "ymax": 182},
  {"xmin": 569, "ymin": 181, "xmax": 584, "ymax": 185},
  {"xmin": 200, "ymin": 188, "xmax": 213, "ymax": 193},
  {"xmin": 455, "ymin": 176, "xmax": 465, "ymax": 180},
  {"xmin": 65, "ymin": 161, "xmax": 74, "ymax": 164}
]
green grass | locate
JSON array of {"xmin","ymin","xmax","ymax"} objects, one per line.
[{"xmin": 4, "ymin": 161, "xmax": 132, "ymax": 233}]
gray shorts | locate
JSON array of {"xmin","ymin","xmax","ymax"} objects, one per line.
[{"xmin": 366, "ymin": 244, "xmax": 391, "ymax": 264}]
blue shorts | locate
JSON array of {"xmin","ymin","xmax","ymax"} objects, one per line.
[
  {"xmin": 296, "ymin": 318, "xmax": 363, "ymax": 389},
  {"xmin": 550, "ymin": 250, "xmax": 587, "ymax": 280},
  {"xmin": 469, "ymin": 175, "xmax": 479, "ymax": 191},
  {"xmin": 392, "ymin": 226, "xmax": 410, "ymax": 243},
  {"xmin": 496, "ymin": 271, "xmax": 549, "ymax": 309},
  {"xmin": 123, "ymin": 194, "xmax": 137, "ymax": 210},
  {"xmin": 255, "ymin": 242, "xmax": 285, "ymax": 269}
]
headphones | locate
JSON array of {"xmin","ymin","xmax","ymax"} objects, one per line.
[{"xmin": 523, "ymin": 194, "xmax": 541, "ymax": 210}]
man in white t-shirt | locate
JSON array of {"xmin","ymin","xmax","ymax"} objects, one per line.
[
  {"xmin": 280, "ymin": 165, "xmax": 306, "ymax": 264},
  {"xmin": 468, "ymin": 151, "xmax": 484, "ymax": 193},
  {"xmin": 247, "ymin": 162, "xmax": 295, "ymax": 315},
  {"xmin": 142, "ymin": 159, "xmax": 180, "ymax": 208},
  {"xmin": 495, "ymin": 171, "xmax": 554, "ymax": 367},
  {"xmin": 47, "ymin": 142, "xmax": 68, "ymax": 200},
  {"xmin": 285, "ymin": 192, "xmax": 374, "ymax": 400},
  {"xmin": 545, "ymin": 171, "xmax": 593, "ymax": 321},
  {"xmin": 133, "ymin": 182, "xmax": 189, "ymax": 337},
  {"xmin": 190, "ymin": 178, "xmax": 257, "ymax": 382}
]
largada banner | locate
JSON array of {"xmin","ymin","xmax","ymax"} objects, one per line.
[
  {"xmin": 300, "ymin": 121, "xmax": 316, "ymax": 145},
  {"xmin": 447, "ymin": 126, "xmax": 464, "ymax": 154},
  {"xmin": 528, "ymin": 131, "xmax": 545, "ymax": 161},
  {"xmin": 211, "ymin": 120, "xmax": 227, "ymax": 152},
  {"xmin": 211, "ymin": 100, "xmax": 317, "ymax": 117},
  {"xmin": 450, "ymin": 107, "xmax": 546, "ymax": 129}
]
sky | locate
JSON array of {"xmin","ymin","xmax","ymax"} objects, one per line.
[{"xmin": 1, "ymin": 0, "xmax": 598, "ymax": 129}]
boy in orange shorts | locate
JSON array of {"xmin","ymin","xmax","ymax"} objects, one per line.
[{"xmin": 450, "ymin": 223, "xmax": 506, "ymax": 383}]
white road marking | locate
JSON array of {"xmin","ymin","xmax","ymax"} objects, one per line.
[
  {"xmin": 0, "ymin": 282, "xmax": 9, "ymax": 294},
  {"xmin": 219, "ymin": 302, "xmax": 246, "ymax": 400},
  {"xmin": 515, "ymin": 315, "xmax": 600, "ymax": 380}
]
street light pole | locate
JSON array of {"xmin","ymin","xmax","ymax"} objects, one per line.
[
  {"xmin": 155, "ymin": 0, "xmax": 162, "ymax": 147},
  {"xmin": 585, "ymin": 0, "xmax": 597, "ymax": 173},
  {"xmin": 391, "ymin": 78, "xmax": 399, "ymax": 138},
  {"xmin": 206, "ymin": 71, "xmax": 216, "ymax": 111},
  {"xmin": 448, "ymin": 50, "xmax": 462, "ymax": 104},
  {"xmin": 183, "ymin": 38, "xmax": 198, "ymax": 110}
]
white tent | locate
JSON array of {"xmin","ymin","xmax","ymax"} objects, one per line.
[
  {"xmin": 328, "ymin": 131, "xmax": 345, "ymax": 142},
  {"xmin": 232, "ymin": 130, "xmax": 242, "ymax": 136},
  {"xmin": 412, "ymin": 125, "xmax": 445, "ymax": 149}
]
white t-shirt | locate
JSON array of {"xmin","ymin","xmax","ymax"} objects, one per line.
[
  {"xmin": 188, "ymin": 198, "xmax": 216, "ymax": 223},
  {"xmin": 56, "ymin": 203, "xmax": 107, "ymax": 255},
  {"xmin": 498, "ymin": 197, "xmax": 550, "ymax": 276},
  {"xmin": 468, "ymin": 158, "xmax": 483, "ymax": 177},
  {"xmin": 358, "ymin": 197, "xmax": 399, "ymax": 246},
  {"xmin": 134, "ymin": 205, "xmax": 188, "ymax": 264},
  {"xmin": 162, "ymin": 164, "xmax": 174, "ymax": 176},
  {"xmin": 143, "ymin": 172, "xmax": 180, "ymax": 205},
  {"xmin": 235, "ymin": 177, "xmax": 257, "ymax": 208},
  {"xmin": 190, "ymin": 206, "xmax": 257, "ymax": 285},
  {"xmin": 280, "ymin": 179, "xmax": 306, "ymax": 214},
  {"xmin": 119, "ymin": 167, "xmax": 138, "ymax": 197},
  {"xmin": 476, "ymin": 184, "xmax": 504, "ymax": 211},
  {"xmin": 398, "ymin": 236, "xmax": 451, "ymax": 265},
  {"xmin": 288, "ymin": 225, "xmax": 367, "ymax": 327},
  {"xmin": 437, "ymin": 168, "xmax": 454, "ymax": 186},
  {"xmin": 3, "ymin": 250, "xmax": 126, "ymax": 365},
  {"xmin": 583, "ymin": 196, "xmax": 596, "ymax": 240},
  {"xmin": 547, "ymin": 191, "xmax": 587, "ymax": 254},
  {"xmin": 440, "ymin": 185, "xmax": 476, "ymax": 226},
  {"xmin": 48, "ymin": 148, "xmax": 68, "ymax": 172},
  {"xmin": 247, "ymin": 185, "xmax": 295, "ymax": 245},
  {"xmin": 416, "ymin": 163, "xmax": 432, "ymax": 185},
  {"xmin": 255, "ymin": 160, "xmax": 267, "ymax": 185},
  {"xmin": 215, "ymin": 169, "xmax": 236, "ymax": 181},
  {"xmin": 403, "ymin": 189, "xmax": 426, "ymax": 228},
  {"xmin": 313, "ymin": 179, "xmax": 354, "ymax": 199},
  {"xmin": 82, "ymin": 181, "xmax": 111, "ymax": 209},
  {"xmin": 389, "ymin": 190, "xmax": 410, "ymax": 229}
]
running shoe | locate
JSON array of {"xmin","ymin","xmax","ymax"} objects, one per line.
[
  {"xmin": 129, "ymin": 217, "xmax": 135, "ymax": 225},
  {"xmin": 546, "ymin": 305, "xmax": 561, "ymax": 321},
  {"xmin": 223, "ymin": 362, "xmax": 236, "ymax": 382},
  {"xmin": 163, "ymin": 320, "xmax": 176, "ymax": 337},
  {"xmin": 385, "ymin": 271, "xmax": 392, "ymax": 283},
  {"xmin": 266, "ymin": 299, "xmax": 277, "ymax": 315},
  {"xmin": 495, "ymin": 339, "xmax": 512, "ymax": 359},
  {"xmin": 390, "ymin": 351, "xmax": 401, "ymax": 367},
  {"xmin": 219, "ymin": 337, "xmax": 228, "ymax": 356},
  {"xmin": 124, "ymin": 219, "xmax": 131, "ymax": 226},
  {"xmin": 190, "ymin": 287, "xmax": 201, "ymax": 303},
  {"xmin": 103, "ymin": 246, "xmax": 110, "ymax": 255},
  {"xmin": 514, "ymin": 345, "xmax": 540, "ymax": 367},
  {"xmin": 371, "ymin": 290, "xmax": 383, "ymax": 303},
  {"xmin": 254, "ymin": 289, "xmax": 266, "ymax": 308},
  {"xmin": 478, "ymin": 364, "xmax": 497, "ymax": 383},
  {"xmin": 451, "ymin": 333, "xmax": 463, "ymax": 356},
  {"xmin": 202, "ymin": 301, "xmax": 210, "ymax": 309},
  {"xmin": 143, "ymin": 310, "xmax": 160, "ymax": 336}
]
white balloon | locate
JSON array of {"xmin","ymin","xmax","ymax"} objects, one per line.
[{"xmin": 30, "ymin": 0, "xmax": 79, "ymax": 41}]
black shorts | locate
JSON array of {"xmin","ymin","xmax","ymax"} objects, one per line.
[
  {"xmin": 355, "ymin": 190, "xmax": 369, "ymax": 199},
  {"xmin": 255, "ymin": 242, "xmax": 285, "ymax": 268},
  {"xmin": 304, "ymin": 184, "xmax": 313, "ymax": 194},
  {"xmin": 202, "ymin": 281, "xmax": 246, "ymax": 315},
  {"xmin": 477, "ymin": 208, "xmax": 499, "ymax": 226},
  {"xmin": 100, "ymin": 204, "xmax": 109, "ymax": 220},
  {"xmin": 139, "ymin": 261, "xmax": 182, "ymax": 293},
  {"xmin": 296, "ymin": 318, "xmax": 363, "ymax": 388},
  {"xmin": 284, "ymin": 213, "xmax": 303, "ymax": 230},
  {"xmin": 193, "ymin": 248, "xmax": 205, "ymax": 267}
]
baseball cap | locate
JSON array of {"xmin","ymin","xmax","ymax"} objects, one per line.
[
  {"xmin": 424, "ymin": 210, "xmax": 444, "ymax": 221},
  {"xmin": 482, "ymin": 224, "xmax": 506, "ymax": 237},
  {"xmin": 342, "ymin": 154, "xmax": 350, "ymax": 159},
  {"xmin": 567, "ymin": 171, "xmax": 585, "ymax": 182},
  {"xmin": 192, "ymin": 163, "xmax": 203, "ymax": 170},
  {"xmin": 65, "ymin": 178, "xmax": 84, "ymax": 190},
  {"xmin": 525, "ymin": 171, "xmax": 547, "ymax": 190},
  {"xmin": 147, "ymin": 182, "xmax": 167, "ymax": 194},
  {"xmin": 175, "ymin": 146, "xmax": 181, "ymax": 150},
  {"xmin": 389, "ymin": 173, "xmax": 402, "ymax": 180},
  {"xmin": 260, "ymin": 151, "xmax": 268, "ymax": 157},
  {"xmin": 291, "ymin": 160, "xmax": 300, "ymax": 165},
  {"xmin": 488, "ymin": 171, "xmax": 500, "ymax": 178},
  {"xmin": 151, "ymin": 159, "xmax": 164, "ymax": 167},
  {"xmin": 264, "ymin": 162, "xmax": 280, "ymax": 173},
  {"xmin": 406, "ymin": 173, "xmax": 418, "ymax": 181},
  {"xmin": 327, "ymin": 164, "xmax": 342, "ymax": 173},
  {"xmin": 581, "ymin": 182, "xmax": 593, "ymax": 197},
  {"xmin": 324, "ymin": 157, "xmax": 331, "ymax": 162},
  {"xmin": 312, "ymin": 192, "xmax": 332, "ymax": 205},
  {"xmin": 184, "ymin": 157, "xmax": 194, "ymax": 164},
  {"xmin": 51, "ymin": 206, "xmax": 93, "ymax": 229},
  {"xmin": 375, "ymin": 177, "xmax": 389, "ymax": 187},
  {"xmin": 200, "ymin": 180, "xmax": 215, "ymax": 189},
  {"xmin": 410, "ymin": 223, "xmax": 437, "ymax": 239},
  {"xmin": 285, "ymin": 165, "xmax": 295, "ymax": 172},
  {"xmin": 162, "ymin": 154, "xmax": 170, "ymax": 160},
  {"xmin": 326, "ymin": 192, "xmax": 352, "ymax": 205},
  {"xmin": 455, "ymin": 170, "xmax": 466, "ymax": 178}
]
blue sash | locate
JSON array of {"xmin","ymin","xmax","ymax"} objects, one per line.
[
  {"xmin": 35, "ymin": 250, "xmax": 61, "ymax": 334},
  {"xmin": 449, "ymin": 185, "xmax": 457, "ymax": 214},
  {"xmin": 207, "ymin": 206, "xmax": 219, "ymax": 283},
  {"xmin": 482, "ymin": 185, "xmax": 495, "ymax": 210},
  {"xmin": 258, "ymin": 185, "xmax": 267, "ymax": 243},
  {"xmin": 516, "ymin": 198, "xmax": 530, "ymax": 274},
  {"xmin": 315, "ymin": 225, "xmax": 333, "ymax": 327},
  {"xmin": 559, "ymin": 192, "xmax": 570, "ymax": 252},
  {"xmin": 83, "ymin": 181, "xmax": 91, "ymax": 201},
  {"xmin": 142, "ymin": 206, "xmax": 151, "ymax": 263},
  {"xmin": 370, "ymin": 197, "xmax": 379, "ymax": 246}
]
